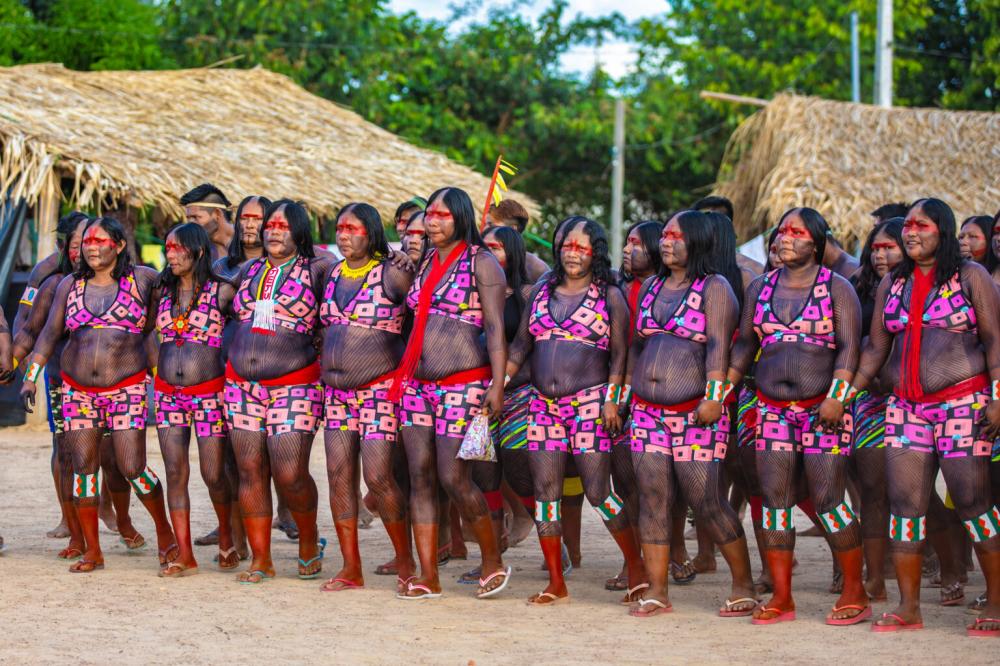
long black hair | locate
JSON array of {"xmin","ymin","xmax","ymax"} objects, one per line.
[
  {"xmin": 225, "ymin": 195, "xmax": 273, "ymax": 269},
  {"xmin": 960, "ymin": 214, "xmax": 997, "ymax": 273},
  {"xmin": 426, "ymin": 187, "xmax": 483, "ymax": 247},
  {"xmin": 551, "ymin": 215, "xmax": 588, "ymax": 264},
  {"xmin": 335, "ymin": 202, "xmax": 390, "ymax": 260},
  {"xmin": 661, "ymin": 211, "xmax": 716, "ymax": 282},
  {"xmin": 703, "ymin": 211, "xmax": 744, "ymax": 309},
  {"xmin": 159, "ymin": 223, "xmax": 215, "ymax": 305},
  {"xmin": 549, "ymin": 217, "xmax": 612, "ymax": 288},
  {"xmin": 261, "ymin": 199, "xmax": 315, "ymax": 259},
  {"xmin": 893, "ymin": 198, "xmax": 963, "ymax": 287},
  {"xmin": 619, "ymin": 219, "xmax": 663, "ymax": 282},
  {"xmin": 76, "ymin": 217, "xmax": 132, "ymax": 280},
  {"xmin": 55, "ymin": 212, "xmax": 90, "ymax": 275},
  {"xmin": 484, "ymin": 225, "xmax": 529, "ymax": 312},
  {"xmin": 852, "ymin": 217, "xmax": 904, "ymax": 303},
  {"xmin": 776, "ymin": 207, "xmax": 828, "ymax": 263},
  {"xmin": 764, "ymin": 226, "xmax": 782, "ymax": 272}
]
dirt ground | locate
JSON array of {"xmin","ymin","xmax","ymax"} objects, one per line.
[{"xmin": 0, "ymin": 425, "xmax": 995, "ymax": 665}]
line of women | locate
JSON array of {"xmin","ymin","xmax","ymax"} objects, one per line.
[{"xmin": 5, "ymin": 189, "xmax": 999, "ymax": 638}]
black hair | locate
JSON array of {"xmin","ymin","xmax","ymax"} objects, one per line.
[
  {"xmin": 180, "ymin": 183, "xmax": 232, "ymax": 222},
  {"xmin": 960, "ymin": 215, "xmax": 998, "ymax": 273},
  {"xmin": 871, "ymin": 202, "xmax": 910, "ymax": 223},
  {"xmin": 703, "ymin": 211, "xmax": 744, "ymax": 309},
  {"xmin": 692, "ymin": 195, "xmax": 734, "ymax": 221},
  {"xmin": 394, "ymin": 197, "xmax": 427, "ymax": 225},
  {"xmin": 261, "ymin": 199, "xmax": 315, "ymax": 259},
  {"xmin": 159, "ymin": 222, "xmax": 215, "ymax": 305},
  {"xmin": 660, "ymin": 211, "xmax": 716, "ymax": 282},
  {"xmin": 551, "ymin": 215, "xmax": 588, "ymax": 264},
  {"xmin": 484, "ymin": 225, "xmax": 529, "ymax": 312},
  {"xmin": 76, "ymin": 217, "xmax": 132, "ymax": 280},
  {"xmin": 404, "ymin": 210, "xmax": 428, "ymax": 264},
  {"xmin": 549, "ymin": 217, "xmax": 612, "ymax": 289},
  {"xmin": 764, "ymin": 226, "xmax": 782, "ymax": 272},
  {"xmin": 55, "ymin": 213, "xmax": 90, "ymax": 275},
  {"xmin": 426, "ymin": 187, "xmax": 483, "ymax": 247},
  {"xmin": 852, "ymin": 217, "xmax": 904, "ymax": 304},
  {"xmin": 776, "ymin": 207, "xmax": 828, "ymax": 263},
  {"xmin": 56, "ymin": 211, "xmax": 89, "ymax": 245},
  {"xmin": 892, "ymin": 198, "xmax": 963, "ymax": 287},
  {"xmin": 225, "ymin": 195, "xmax": 273, "ymax": 269},
  {"xmin": 619, "ymin": 219, "xmax": 663, "ymax": 282},
  {"xmin": 336, "ymin": 202, "xmax": 390, "ymax": 259}
]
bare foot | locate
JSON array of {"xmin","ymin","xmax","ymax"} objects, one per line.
[
  {"xmin": 865, "ymin": 577, "xmax": 887, "ymax": 602},
  {"xmin": 46, "ymin": 521, "xmax": 70, "ymax": 539},
  {"xmin": 692, "ymin": 552, "xmax": 717, "ymax": 573}
]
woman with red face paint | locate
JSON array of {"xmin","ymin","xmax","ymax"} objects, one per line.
[
  {"xmin": 508, "ymin": 216, "xmax": 647, "ymax": 606},
  {"xmin": 315, "ymin": 203, "xmax": 416, "ymax": 593},
  {"xmin": 153, "ymin": 223, "xmax": 240, "ymax": 576},
  {"xmin": 402, "ymin": 211, "xmax": 428, "ymax": 266},
  {"xmin": 728, "ymin": 207, "xmax": 867, "ymax": 626},
  {"xmin": 19, "ymin": 217, "xmax": 177, "ymax": 574},
  {"xmin": 226, "ymin": 199, "xmax": 334, "ymax": 584},
  {"xmin": 393, "ymin": 187, "xmax": 510, "ymax": 600},
  {"xmin": 857, "ymin": 199, "xmax": 1000, "ymax": 636},
  {"xmin": 958, "ymin": 215, "xmax": 997, "ymax": 274}
]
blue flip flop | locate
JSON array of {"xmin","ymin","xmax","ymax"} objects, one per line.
[{"xmin": 298, "ymin": 537, "xmax": 327, "ymax": 580}]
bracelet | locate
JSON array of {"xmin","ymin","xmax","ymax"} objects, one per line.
[
  {"xmin": 619, "ymin": 384, "xmax": 632, "ymax": 406},
  {"xmin": 992, "ymin": 380, "xmax": 1000, "ymax": 401},
  {"xmin": 827, "ymin": 378, "xmax": 858, "ymax": 405},
  {"xmin": 721, "ymin": 380, "xmax": 735, "ymax": 402},
  {"xmin": 25, "ymin": 362, "xmax": 41, "ymax": 383},
  {"xmin": 605, "ymin": 383, "xmax": 621, "ymax": 405},
  {"xmin": 704, "ymin": 379, "xmax": 726, "ymax": 402}
]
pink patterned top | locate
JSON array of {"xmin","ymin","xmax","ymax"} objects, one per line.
[
  {"xmin": 65, "ymin": 270, "xmax": 146, "ymax": 335},
  {"xmin": 635, "ymin": 275, "xmax": 709, "ymax": 343},
  {"xmin": 406, "ymin": 245, "xmax": 483, "ymax": 328},
  {"xmin": 753, "ymin": 267, "xmax": 836, "ymax": 350},
  {"xmin": 882, "ymin": 272, "xmax": 977, "ymax": 335},
  {"xmin": 319, "ymin": 261, "xmax": 404, "ymax": 334},
  {"xmin": 155, "ymin": 280, "xmax": 225, "ymax": 348},
  {"xmin": 528, "ymin": 280, "xmax": 610, "ymax": 351}
]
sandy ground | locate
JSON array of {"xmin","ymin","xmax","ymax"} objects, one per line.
[{"xmin": 0, "ymin": 425, "xmax": 995, "ymax": 665}]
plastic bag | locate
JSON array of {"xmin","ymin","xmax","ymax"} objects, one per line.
[{"xmin": 457, "ymin": 414, "xmax": 496, "ymax": 462}]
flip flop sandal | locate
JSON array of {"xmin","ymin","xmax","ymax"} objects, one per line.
[
  {"xmin": 458, "ymin": 566, "xmax": 482, "ymax": 585},
  {"xmin": 605, "ymin": 572, "xmax": 628, "ymax": 591},
  {"xmin": 967, "ymin": 617, "xmax": 1000, "ymax": 637},
  {"xmin": 476, "ymin": 565, "xmax": 512, "ymax": 599},
  {"xmin": 396, "ymin": 575, "xmax": 416, "ymax": 594},
  {"xmin": 871, "ymin": 612, "xmax": 923, "ymax": 632},
  {"xmin": 216, "ymin": 547, "xmax": 240, "ymax": 570},
  {"xmin": 397, "ymin": 582, "xmax": 442, "ymax": 600},
  {"xmin": 158, "ymin": 543, "xmax": 180, "ymax": 568},
  {"xmin": 751, "ymin": 606, "xmax": 796, "ymax": 625},
  {"xmin": 629, "ymin": 598, "xmax": 673, "ymax": 618},
  {"xmin": 237, "ymin": 569, "xmax": 274, "ymax": 585},
  {"xmin": 966, "ymin": 593, "xmax": 988, "ymax": 615},
  {"xmin": 58, "ymin": 547, "xmax": 83, "ymax": 561},
  {"xmin": 119, "ymin": 533, "xmax": 146, "ymax": 551},
  {"xmin": 719, "ymin": 597, "xmax": 759, "ymax": 617},
  {"xmin": 194, "ymin": 528, "xmax": 220, "ymax": 546},
  {"xmin": 620, "ymin": 583, "xmax": 649, "ymax": 605},
  {"xmin": 826, "ymin": 604, "xmax": 872, "ymax": 626},
  {"xmin": 159, "ymin": 562, "xmax": 199, "ymax": 578},
  {"xmin": 69, "ymin": 559, "xmax": 105, "ymax": 573},
  {"xmin": 297, "ymin": 537, "xmax": 327, "ymax": 580},
  {"xmin": 320, "ymin": 577, "xmax": 364, "ymax": 592},
  {"xmin": 940, "ymin": 580, "xmax": 965, "ymax": 607},
  {"xmin": 528, "ymin": 591, "xmax": 569, "ymax": 606},
  {"xmin": 670, "ymin": 560, "xmax": 697, "ymax": 585}
]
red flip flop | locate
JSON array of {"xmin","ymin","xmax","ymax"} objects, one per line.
[
  {"xmin": 871, "ymin": 612, "xmax": 923, "ymax": 632},
  {"xmin": 826, "ymin": 604, "xmax": 872, "ymax": 626},
  {"xmin": 967, "ymin": 617, "xmax": 1000, "ymax": 638},
  {"xmin": 751, "ymin": 606, "xmax": 796, "ymax": 625}
]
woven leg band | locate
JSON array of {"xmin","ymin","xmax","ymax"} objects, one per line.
[
  {"xmin": 762, "ymin": 505, "xmax": 794, "ymax": 531},
  {"xmin": 535, "ymin": 500, "xmax": 561, "ymax": 522},
  {"xmin": 73, "ymin": 472, "xmax": 100, "ymax": 499},
  {"xmin": 818, "ymin": 501, "xmax": 856, "ymax": 534},
  {"xmin": 129, "ymin": 466, "xmax": 160, "ymax": 495},
  {"xmin": 889, "ymin": 514, "xmax": 926, "ymax": 542},
  {"xmin": 963, "ymin": 506, "xmax": 1000, "ymax": 542},
  {"xmin": 594, "ymin": 492, "xmax": 624, "ymax": 521}
]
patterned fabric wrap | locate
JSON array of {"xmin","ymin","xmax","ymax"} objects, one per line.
[
  {"xmin": 882, "ymin": 272, "xmax": 977, "ymax": 335},
  {"xmin": 45, "ymin": 371, "xmax": 65, "ymax": 435},
  {"xmin": 494, "ymin": 383, "xmax": 533, "ymax": 450},
  {"xmin": 755, "ymin": 397, "xmax": 853, "ymax": 455},
  {"xmin": 64, "ymin": 270, "xmax": 146, "ymax": 334},
  {"xmin": 736, "ymin": 385, "xmax": 758, "ymax": 449},
  {"xmin": 526, "ymin": 384, "xmax": 612, "ymax": 454},
  {"xmin": 62, "ymin": 379, "xmax": 148, "ymax": 431},
  {"xmin": 962, "ymin": 506, "xmax": 1000, "ymax": 542},
  {"xmin": 635, "ymin": 274, "xmax": 709, "ymax": 343},
  {"xmin": 155, "ymin": 280, "xmax": 225, "ymax": 348},
  {"xmin": 528, "ymin": 280, "xmax": 610, "ymax": 350},
  {"xmin": 323, "ymin": 379, "xmax": 398, "ymax": 442},
  {"xmin": 818, "ymin": 502, "xmax": 856, "ymax": 533},
  {"xmin": 319, "ymin": 261, "xmax": 405, "ymax": 334},
  {"xmin": 851, "ymin": 390, "xmax": 887, "ymax": 449},
  {"xmin": 398, "ymin": 377, "xmax": 488, "ymax": 438},
  {"xmin": 155, "ymin": 388, "xmax": 227, "ymax": 438},
  {"xmin": 233, "ymin": 257, "xmax": 318, "ymax": 335},
  {"xmin": 762, "ymin": 506, "xmax": 794, "ymax": 531},
  {"xmin": 223, "ymin": 378, "xmax": 323, "ymax": 436},
  {"xmin": 753, "ymin": 267, "xmax": 836, "ymax": 350},
  {"xmin": 73, "ymin": 472, "xmax": 100, "ymax": 499},
  {"xmin": 629, "ymin": 398, "xmax": 729, "ymax": 461},
  {"xmin": 535, "ymin": 500, "xmax": 561, "ymax": 522},
  {"xmin": 594, "ymin": 492, "xmax": 624, "ymax": 520},
  {"xmin": 405, "ymin": 245, "xmax": 482, "ymax": 328},
  {"xmin": 884, "ymin": 392, "xmax": 992, "ymax": 458},
  {"xmin": 889, "ymin": 514, "xmax": 926, "ymax": 542},
  {"xmin": 129, "ymin": 466, "xmax": 160, "ymax": 495}
]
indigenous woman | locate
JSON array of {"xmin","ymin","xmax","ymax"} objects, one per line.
[
  {"xmin": 627, "ymin": 211, "xmax": 754, "ymax": 617},
  {"xmin": 402, "ymin": 211, "xmax": 428, "ymax": 266},
  {"xmin": 19, "ymin": 217, "xmax": 177, "ymax": 573},
  {"xmin": 215, "ymin": 196, "xmax": 272, "ymax": 283},
  {"xmin": 507, "ymin": 217, "xmax": 646, "ymax": 605},
  {"xmin": 958, "ymin": 215, "xmax": 996, "ymax": 274},
  {"xmin": 856, "ymin": 199, "xmax": 1000, "ymax": 636},
  {"xmin": 728, "ymin": 207, "xmax": 867, "ymax": 625},
  {"xmin": 226, "ymin": 199, "xmax": 333, "ymax": 584},
  {"xmin": 154, "ymin": 223, "xmax": 239, "ymax": 576},
  {"xmin": 392, "ymin": 187, "xmax": 510, "ymax": 600},
  {"xmin": 849, "ymin": 217, "xmax": 904, "ymax": 602},
  {"xmin": 317, "ymin": 203, "xmax": 415, "ymax": 592},
  {"xmin": 393, "ymin": 197, "xmax": 427, "ymax": 240}
]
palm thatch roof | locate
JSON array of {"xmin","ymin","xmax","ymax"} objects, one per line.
[
  {"xmin": 713, "ymin": 93, "xmax": 1000, "ymax": 247},
  {"xmin": 0, "ymin": 63, "xmax": 536, "ymax": 230}
]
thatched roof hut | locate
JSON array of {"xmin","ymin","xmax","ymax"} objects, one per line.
[
  {"xmin": 713, "ymin": 93, "xmax": 1000, "ymax": 247},
  {"xmin": 0, "ymin": 63, "xmax": 536, "ymax": 244}
]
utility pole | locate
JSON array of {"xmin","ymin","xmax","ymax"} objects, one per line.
[
  {"xmin": 610, "ymin": 98, "xmax": 625, "ymax": 265},
  {"xmin": 875, "ymin": 0, "xmax": 893, "ymax": 107},
  {"xmin": 850, "ymin": 11, "xmax": 860, "ymax": 103}
]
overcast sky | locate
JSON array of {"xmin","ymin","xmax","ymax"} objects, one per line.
[{"xmin": 388, "ymin": 0, "xmax": 669, "ymax": 78}]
